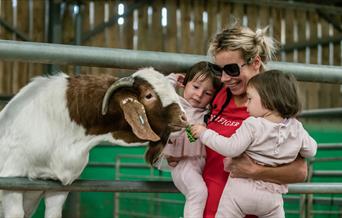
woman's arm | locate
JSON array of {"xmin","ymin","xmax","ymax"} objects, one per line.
[{"xmin": 228, "ymin": 154, "xmax": 307, "ymax": 184}]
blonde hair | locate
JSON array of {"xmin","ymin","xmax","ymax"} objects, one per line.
[{"xmin": 208, "ymin": 22, "xmax": 278, "ymax": 72}]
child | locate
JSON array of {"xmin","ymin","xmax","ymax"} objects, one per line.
[
  {"xmin": 158, "ymin": 61, "xmax": 222, "ymax": 218},
  {"xmin": 191, "ymin": 70, "xmax": 317, "ymax": 218}
]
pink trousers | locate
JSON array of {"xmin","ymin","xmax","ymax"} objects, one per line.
[
  {"xmin": 216, "ymin": 177, "xmax": 285, "ymax": 218},
  {"xmin": 171, "ymin": 157, "xmax": 207, "ymax": 218}
]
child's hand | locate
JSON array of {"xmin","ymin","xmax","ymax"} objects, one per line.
[
  {"xmin": 175, "ymin": 73, "xmax": 185, "ymax": 88},
  {"xmin": 190, "ymin": 124, "xmax": 207, "ymax": 138}
]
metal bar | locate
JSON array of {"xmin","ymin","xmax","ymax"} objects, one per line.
[
  {"xmin": 87, "ymin": 162, "xmax": 150, "ymax": 169},
  {"xmin": 0, "ymin": 17, "xmax": 30, "ymax": 41},
  {"xmin": 0, "ymin": 178, "xmax": 342, "ymax": 194},
  {"xmin": 299, "ymin": 107, "xmax": 342, "ymax": 118},
  {"xmin": 284, "ymin": 195, "xmax": 342, "ymax": 206},
  {"xmin": 312, "ymin": 171, "xmax": 342, "ymax": 177},
  {"xmin": 311, "ymin": 157, "xmax": 342, "ymax": 163},
  {"xmin": 317, "ymin": 143, "xmax": 342, "ymax": 150},
  {"xmin": 0, "ymin": 40, "xmax": 341, "ymax": 84},
  {"xmin": 288, "ymin": 183, "xmax": 342, "ymax": 194}
]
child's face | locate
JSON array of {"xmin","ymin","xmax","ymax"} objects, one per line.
[
  {"xmin": 183, "ymin": 75, "xmax": 215, "ymax": 108},
  {"xmin": 246, "ymin": 86, "xmax": 270, "ymax": 117}
]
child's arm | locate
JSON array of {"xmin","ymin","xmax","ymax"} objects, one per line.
[
  {"xmin": 299, "ymin": 128, "xmax": 317, "ymax": 158},
  {"xmin": 191, "ymin": 121, "xmax": 254, "ymax": 158}
]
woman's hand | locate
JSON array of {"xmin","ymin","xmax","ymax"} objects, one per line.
[
  {"xmin": 228, "ymin": 154, "xmax": 308, "ymax": 184},
  {"xmin": 190, "ymin": 124, "xmax": 207, "ymax": 138},
  {"xmin": 227, "ymin": 153, "xmax": 262, "ymax": 179}
]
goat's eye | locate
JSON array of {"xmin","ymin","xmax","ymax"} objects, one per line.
[{"xmin": 145, "ymin": 93, "xmax": 153, "ymax": 99}]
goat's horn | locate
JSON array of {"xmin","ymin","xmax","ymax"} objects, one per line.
[{"xmin": 101, "ymin": 76, "xmax": 134, "ymax": 115}]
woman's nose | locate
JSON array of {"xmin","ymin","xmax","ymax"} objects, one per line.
[{"xmin": 221, "ymin": 73, "xmax": 231, "ymax": 82}]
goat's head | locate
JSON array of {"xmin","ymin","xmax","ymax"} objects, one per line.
[{"xmin": 102, "ymin": 68, "xmax": 187, "ymax": 143}]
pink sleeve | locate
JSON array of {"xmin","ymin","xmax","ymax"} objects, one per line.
[
  {"xmin": 199, "ymin": 119, "xmax": 254, "ymax": 157},
  {"xmin": 299, "ymin": 128, "xmax": 317, "ymax": 158}
]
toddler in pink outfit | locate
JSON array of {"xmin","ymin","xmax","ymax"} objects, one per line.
[
  {"xmin": 191, "ymin": 70, "xmax": 317, "ymax": 218},
  {"xmin": 158, "ymin": 61, "xmax": 222, "ymax": 218}
]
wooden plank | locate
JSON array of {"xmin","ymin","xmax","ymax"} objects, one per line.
[
  {"xmin": 0, "ymin": 0, "xmax": 6, "ymax": 94},
  {"xmin": 91, "ymin": 0, "xmax": 106, "ymax": 74},
  {"xmin": 295, "ymin": 10, "xmax": 309, "ymax": 109},
  {"xmin": 193, "ymin": 0, "xmax": 204, "ymax": 54},
  {"xmin": 149, "ymin": 0, "xmax": 162, "ymax": 51},
  {"xmin": 188, "ymin": 0, "xmax": 195, "ymax": 52},
  {"xmin": 206, "ymin": 0, "xmax": 219, "ymax": 49},
  {"xmin": 220, "ymin": 2, "xmax": 232, "ymax": 29},
  {"xmin": 271, "ymin": 7, "xmax": 281, "ymax": 46},
  {"xmin": 28, "ymin": 0, "xmax": 43, "ymax": 79},
  {"xmin": 137, "ymin": 3, "xmax": 149, "ymax": 51},
  {"xmin": 179, "ymin": 0, "xmax": 191, "ymax": 53},
  {"xmin": 246, "ymin": 4, "xmax": 258, "ymax": 31},
  {"xmin": 231, "ymin": 3, "xmax": 244, "ymax": 27},
  {"xmin": 330, "ymin": 14, "xmax": 342, "ymax": 107},
  {"xmin": 257, "ymin": 6, "xmax": 270, "ymax": 29},
  {"xmin": 319, "ymin": 15, "xmax": 336, "ymax": 108},
  {"xmin": 80, "ymin": 0, "xmax": 91, "ymax": 75},
  {"xmin": 15, "ymin": 1, "xmax": 30, "ymax": 92},
  {"xmin": 284, "ymin": 8, "xmax": 295, "ymax": 62},
  {"xmin": 2, "ymin": 0, "xmax": 13, "ymax": 94},
  {"xmin": 165, "ymin": 0, "xmax": 177, "ymax": 53},
  {"xmin": 305, "ymin": 11, "xmax": 319, "ymax": 109}
]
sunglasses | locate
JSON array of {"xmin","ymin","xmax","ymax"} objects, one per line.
[{"xmin": 208, "ymin": 62, "xmax": 247, "ymax": 77}]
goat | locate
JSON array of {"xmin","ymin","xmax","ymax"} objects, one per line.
[{"xmin": 0, "ymin": 67, "xmax": 187, "ymax": 218}]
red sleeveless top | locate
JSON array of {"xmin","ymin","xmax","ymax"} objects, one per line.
[{"xmin": 203, "ymin": 87, "xmax": 255, "ymax": 218}]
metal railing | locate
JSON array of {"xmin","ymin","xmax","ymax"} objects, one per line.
[
  {"xmin": 0, "ymin": 40, "xmax": 342, "ymax": 84},
  {"xmin": 0, "ymin": 177, "xmax": 341, "ymax": 194}
]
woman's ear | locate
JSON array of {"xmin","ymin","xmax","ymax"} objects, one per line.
[{"xmin": 252, "ymin": 55, "xmax": 262, "ymax": 72}]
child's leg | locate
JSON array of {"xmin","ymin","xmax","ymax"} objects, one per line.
[
  {"xmin": 217, "ymin": 177, "xmax": 285, "ymax": 218},
  {"xmin": 257, "ymin": 190, "xmax": 284, "ymax": 218},
  {"xmin": 215, "ymin": 179, "xmax": 245, "ymax": 218},
  {"xmin": 171, "ymin": 158, "xmax": 207, "ymax": 218}
]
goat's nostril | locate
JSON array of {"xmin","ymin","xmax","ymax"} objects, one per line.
[{"xmin": 180, "ymin": 114, "xmax": 187, "ymax": 122}]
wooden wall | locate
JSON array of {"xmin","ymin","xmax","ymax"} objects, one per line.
[{"xmin": 0, "ymin": 0, "xmax": 341, "ymax": 110}]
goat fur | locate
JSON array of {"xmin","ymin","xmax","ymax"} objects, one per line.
[{"xmin": 0, "ymin": 67, "xmax": 187, "ymax": 218}]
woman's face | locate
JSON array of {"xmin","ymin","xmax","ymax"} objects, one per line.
[{"xmin": 214, "ymin": 50, "xmax": 260, "ymax": 97}]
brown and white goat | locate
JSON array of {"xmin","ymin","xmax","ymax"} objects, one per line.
[{"xmin": 0, "ymin": 67, "xmax": 187, "ymax": 218}]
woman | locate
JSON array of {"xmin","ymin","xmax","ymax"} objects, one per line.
[{"xmin": 202, "ymin": 23, "xmax": 308, "ymax": 217}]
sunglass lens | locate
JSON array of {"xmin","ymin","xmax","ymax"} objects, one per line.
[
  {"xmin": 209, "ymin": 63, "xmax": 222, "ymax": 77},
  {"xmin": 223, "ymin": 64, "xmax": 240, "ymax": 77}
]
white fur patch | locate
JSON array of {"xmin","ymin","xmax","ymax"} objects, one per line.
[{"xmin": 132, "ymin": 68, "xmax": 181, "ymax": 107}]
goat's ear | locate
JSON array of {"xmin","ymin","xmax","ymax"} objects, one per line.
[{"xmin": 120, "ymin": 97, "xmax": 160, "ymax": 142}]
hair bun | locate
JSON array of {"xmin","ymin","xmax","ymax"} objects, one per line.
[{"xmin": 255, "ymin": 28, "xmax": 266, "ymax": 43}]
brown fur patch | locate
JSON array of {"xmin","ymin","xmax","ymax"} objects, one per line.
[{"xmin": 66, "ymin": 74, "xmax": 130, "ymax": 135}]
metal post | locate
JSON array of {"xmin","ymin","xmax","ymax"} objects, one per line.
[
  {"xmin": 73, "ymin": 2, "xmax": 83, "ymax": 75},
  {"xmin": 46, "ymin": 0, "xmax": 64, "ymax": 74}
]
